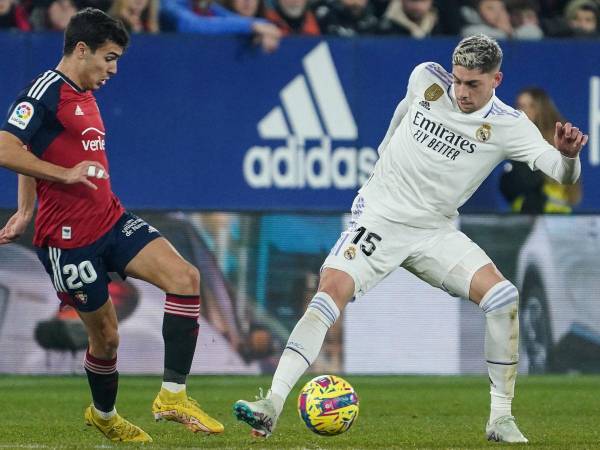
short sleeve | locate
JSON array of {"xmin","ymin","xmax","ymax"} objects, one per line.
[
  {"xmin": 405, "ymin": 63, "xmax": 427, "ymax": 102},
  {"xmin": 2, "ymin": 97, "xmax": 47, "ymax": 145}
]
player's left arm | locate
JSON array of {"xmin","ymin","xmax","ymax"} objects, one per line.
[
  {"xmin": 553, "ymin": 121, "xmax": 588, "ymax": 158},
  {"xmin": 533, "ymin": 122, "xmax": 587, "ymax": 184},
  {"xmin": 0, "ymin": 173, "xmax": 36, "ymax": 245}
]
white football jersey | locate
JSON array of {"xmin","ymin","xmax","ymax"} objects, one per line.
[{"xmin": 360, "ymin": 62, "xmax": 555, "ymax": 228}]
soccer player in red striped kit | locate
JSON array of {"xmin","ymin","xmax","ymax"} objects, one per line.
[{"xmin": 0, "ymin": 8, "xmax": 223, "ymax": 443}]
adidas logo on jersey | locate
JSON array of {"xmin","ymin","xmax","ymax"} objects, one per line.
[
  {"xmin": 243, "ymin": 43, "xmax": 377, "ymax": 189},
  {"xmin": 75, "ymin": 105, "xmax": 84, "ymax": 116}
]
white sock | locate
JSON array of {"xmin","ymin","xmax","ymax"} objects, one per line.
[
  {"xmin": 490, "ymin": 393, "xmax": 512, "ymax": 423},
  {"xmin": 161, "ymin": 381, "xmax": 186, "ymax": 394},
  {"xmin": 270, "ymin": 292, "xmax": 340, "ymax": 416},
  {"xmin": 93, "ymin": 406, "xmax": 117, "ymax": 419},
  {"xmin": 480, "ymin": 281, "xmax": 519, "ymax": 423}
]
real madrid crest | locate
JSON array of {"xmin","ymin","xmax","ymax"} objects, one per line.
[
  {"xmin": 344, "ymin": 246, "xmax": 357, "ymax": 260},
  {"xmin": 424, "ymin": 83, "xmax": 444, "ymax": 102},
  {"xmin": 476, "ymin": 123, "xmax": 492, "ymax": 142}
]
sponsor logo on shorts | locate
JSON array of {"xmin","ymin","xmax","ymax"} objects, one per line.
[
  {"xmin": 73, "ymin": 291, "xmax": 88, "ymax": 304},
  {"xmin": 344, "ymin": 246, "xmax": 356, "ymax": 260},
  {"xmin": 8, "ymin": 101, "xmax": 34, "ymax": 130}
]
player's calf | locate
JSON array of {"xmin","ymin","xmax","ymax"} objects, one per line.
[
  {"xmin": 480, "ymin": 281, "xmax": 520, "ymax": 424},
  {"xmin": 83, "ymin": 350, "xmax": 119, "ymax": 418}
]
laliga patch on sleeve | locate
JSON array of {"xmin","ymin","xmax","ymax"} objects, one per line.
[{"xmin": 8, "ymin": 101, "xmax": 35, "ymax": 130}]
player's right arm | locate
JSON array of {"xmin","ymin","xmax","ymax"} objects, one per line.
[
  {"xmin": 377, "ymin": 98, "xmax": 410, "ymax": 156},
  {"xmin": 0, "ymin": 174, "xmax": 36, "ymax": 245},
  {"xmin": 0, "ymin": 131, "xmax": 107, "ymax": 189},
  {"xmin": 377, "ymin": 63, "xmax": 429, "ymax": 156}
]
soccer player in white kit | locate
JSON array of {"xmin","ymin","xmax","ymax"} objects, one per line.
[{"xmin": 233, "ymin": 34, "xmax": 588, "ymax": 443}]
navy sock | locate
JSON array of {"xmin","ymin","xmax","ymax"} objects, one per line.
[{"xmin": 162, "ymin": 294, "xmax": 200, "ymax": 383}]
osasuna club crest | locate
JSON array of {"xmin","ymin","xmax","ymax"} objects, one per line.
[
  {"xmin": 476, "ymin": 123, "xmax": 492, "ymax": 142},
  {"xmin": 74, "ymin": 291, "xmax": 88, "ymax": 304}
]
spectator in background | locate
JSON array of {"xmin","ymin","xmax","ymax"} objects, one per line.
[
  {"xmin": 222, "ymin": 0, "xmax": 267, "ymax": 18},
  {"xmin": 265, "ymin": 0, "xmax": 320, "ymax": 35},
  {"xmin": 0, "ymin": 0, "xmax": 32, "ymax": 30},
  {"xmin": 161, "ymin": 0, "xmax": 281, "ymax": 52},
  {"xmin": 506, "ymin": 0, "xmax": 545, "ymax": 36},
  {"xmin": 109, "ymin": 0, "xmax": 159, "ymax": 32},
  {"xmin": 380, "ymin": 0, "xmax": 442, "ymax": 37},
  {"xmin": 370, "ymin": 0, "xmax": 390, "ymax": 18},
  {"xmin": 462, "ymin": 0, "xmax": 543, "ymax": 39},
  {"xmin": 537, "ymin": 0, "xmax": 569, "ymax": 18},
  {"xmin": 564, "ymin": 0, "xmax": 598, "ymax": 35},
  {"xmin": 30, "ymin": 0, "xmax": 77, "ymax": 30},
  {"xmin": 500, "ymin": 87, "xmax": 582, "ymax": 213},
  {"xmin": 312, "ymin": 0, "xmax": 379, "ymax": 36},
  {"xmin": 435, "ymin": 0, "xmax": 464, "ymax": 34},
  {"xmin": 73, "ymin": 0, "xmax": 112, "ymax": 12},
  {"xmin": 221, "ymin": 0, "xmax": 283, "ymax": 47}
]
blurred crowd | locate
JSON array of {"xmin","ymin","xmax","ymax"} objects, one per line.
[{"xmin": 1, "ymin": 0, "xmax": 598, "ymax": 51}]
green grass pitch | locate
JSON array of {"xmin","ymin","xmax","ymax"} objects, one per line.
[{"xmin": 0, "ymin": 375, "xmax": 598, "ymax": 449}]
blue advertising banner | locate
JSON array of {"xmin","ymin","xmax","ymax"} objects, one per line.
[{"xmin": 0, "ymin": 34, "xmax": 598, "ymax": 211}]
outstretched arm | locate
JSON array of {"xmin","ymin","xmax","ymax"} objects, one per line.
[
  {"xmin": 0, "ymin": 174, "xmax": 36, "ymax": 245},
  {"xmin": 533, "ymin": 122, "xmax": 587, "ymax": 184}
]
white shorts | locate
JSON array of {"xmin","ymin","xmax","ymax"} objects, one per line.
[{"xmin": 322, "ymin": 195, "xmax": 492, "ymax": 299}]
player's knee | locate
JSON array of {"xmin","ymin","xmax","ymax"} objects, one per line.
[
  {"xmin": 480, "ymin": 280, "xmax": 519, "ymax": 314},
  {"xmin": 104, "ymin": 335, "xmax": 119, "ymax": 357},
  {"xmin": 184, "ymin": 263, "xmax": 201, "ymax": 288},
  {"xmin": 171, "ymin": 262, "xmax": 200, "ymax": 293},
  {"xmin": 317, "ymin": 270, "xmax": 354, "ymax": 310},
  {"xmin": 91, "ymin": 331, "xmax": 119, "ymax": 359}
]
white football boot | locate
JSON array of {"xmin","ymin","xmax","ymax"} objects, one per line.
[
  {"xmin": 486, "ymin": 415, "xmax": 529, "ymax": 443},
  {"xmin": 233, "ymin": 389, "xmax": 279, "ymax": 437}
]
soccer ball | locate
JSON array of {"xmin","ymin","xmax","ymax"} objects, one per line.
[{"xmin": 297, "ymin": 375, "xmax": 359, "ymax": 436}]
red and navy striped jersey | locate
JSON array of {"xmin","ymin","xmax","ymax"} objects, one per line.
[{"xmin": 1, "ymin": 70, "xmax": 124, "ymax": 248}]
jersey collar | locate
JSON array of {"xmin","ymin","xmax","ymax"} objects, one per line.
[{"xmin": 52, "ymin": 70, "xmax": 85, "ymax": 93}]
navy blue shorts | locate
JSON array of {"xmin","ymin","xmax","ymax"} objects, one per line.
[{"xmin": 36, "ymin": 212, "xmax": 161, "ymax": 312}]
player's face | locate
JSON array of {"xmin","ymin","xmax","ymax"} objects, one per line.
[
  {"xmin": 452, "ymin": 65, "xmax": 502, "ymax": 114},
  {"xmin": 81, "ymin": 41, "xmax": 124, "ymax": 91}
]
